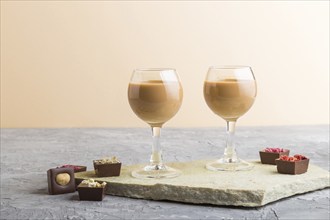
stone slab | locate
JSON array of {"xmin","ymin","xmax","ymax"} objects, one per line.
[{"xmin": 75, "ymin": 159, "xmax": 330, "ymax": 207}]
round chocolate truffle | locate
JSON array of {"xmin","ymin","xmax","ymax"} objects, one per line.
[{"xmin": 55, "ymin": 173, "xmax": 71, "ymax": 186}]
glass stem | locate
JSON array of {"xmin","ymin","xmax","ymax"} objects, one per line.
[
  {"xmin": 224, "ymin": 121, "xmax": 238, "ymax": 163},
  {"xmin": 150, "ymin": 127, "xmax": 163, "ymax": 168}
]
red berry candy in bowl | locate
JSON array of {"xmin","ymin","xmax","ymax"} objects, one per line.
[
  {"xmin": 259, "ymin": 147, "xmax": 290, "ymax": 165},
  {"xmin": 59, "ymin": 165, "xmax": 87, "ymax": 173},
  {"xmin": 275, "ymin": 154, "xmax": 309, "ymax": 175}
]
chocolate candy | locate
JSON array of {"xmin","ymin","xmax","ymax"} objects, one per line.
[
  {"xmin": 77, "ymin": 180, "xmax": 106, "ymax": 201},
  {"xmin": 59, "ymin": 165, "xmax": 87, "ymax": 173},
  {"xmin": 47, "ymin": 167, "xmax": 75, "ymax": 195},
  {"xmin": 259, "ymin": 149, "xmax": 290, "ymax": 165},
  {"xmin": 93, "ymin": 161, "xmax": 121, "ymax": 177},
  {"xmin": 275, "ymin": 154, "xmax": 310, "ymax": 175},
  {"xmin": 57, "ymin": 165, "xmax": 87, "ymax": 189},
  {"xmin": 93, "ymin": 157, "xmax": 121, "ymax": 177},
  {"xmin": 276, "ymin": 158, "xmax": 310, "ymax": 175}
]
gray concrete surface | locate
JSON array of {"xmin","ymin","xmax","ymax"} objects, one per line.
[{"xmin": 1, "ymin": 126, "xmax": 329, "ymax": 219}]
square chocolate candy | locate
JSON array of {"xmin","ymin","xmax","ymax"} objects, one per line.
[
  {"xmin": 77, "ymin": 183, "xmax": 106, "ymax": 201},
  {"xmin": 47, "ymin": 167, "xmax": 76, "ymax": 195},
  {"xmin": 275, "ymin": 159, "xmax": 310, "ymax": 175},
  {"xmin": 58, "ymin": 165, "xmax": 87, "ymax": 188},
  {"xmin": 93, "ymin": 161, "xmax": 121, "ymax": 177},
  {"xmin": 59, "ymin": 165, "xmax": 87, "ymax": 173},
  {"xmin": 259, "ymin": 150, "xmax": 290, "ymax": 165}
]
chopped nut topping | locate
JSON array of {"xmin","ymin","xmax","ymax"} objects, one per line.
[
  {"xmin": 80, "ymin": 179, "xmax": 107, "ymax": 188},
  {"xmin": 94, "ymin": 156, "xmax": 120, "ymax": 164}
]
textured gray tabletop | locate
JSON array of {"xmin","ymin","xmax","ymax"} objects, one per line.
[{"xmin": 1, "ymin": 126, "xmax": 329, "ymax": 220}]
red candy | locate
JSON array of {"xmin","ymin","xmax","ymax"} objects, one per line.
[
  {"xmin": 60, "ymin": 165, "xmax": 82, "ymax": 171},
  {"xmin": 294, "ymin": 154, "xmax": 307, "ymax": 160},
  {"xmin": 265, "ymin": 148, "xmax": 286, "ymax": 153},
  {"xmin": 279, "ymin": 154, "xmax": 308, "ymax": 162}
]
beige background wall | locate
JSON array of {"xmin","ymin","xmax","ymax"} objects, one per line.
[{"xmin": 1, "ymin": 1, "xmax": 329, "ymax": 128}]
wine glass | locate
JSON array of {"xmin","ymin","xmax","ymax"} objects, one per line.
[
  {"xmin": 203, "ymin": 66, "xmax": 257, "ymax": 171},
  {"xmin": 128, "ymin": 68, "xmax": 183, "ymax": 178}
]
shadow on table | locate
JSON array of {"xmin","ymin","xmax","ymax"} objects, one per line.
[
  {"xmin": 30, "ymin": 187, "xmax": 48, "ymax": 195},
  {"xmin": 70, "ymin": 194, "xmax": 80, "ymax": 201}
]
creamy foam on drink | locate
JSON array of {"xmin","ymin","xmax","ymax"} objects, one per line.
[
  {"xmin": 128, "ymin": 80, "xmax": 183, "ymax": 127},
  {"xmin": 204, "ymin": 79, "xmax": 256, "ymax": 121}
]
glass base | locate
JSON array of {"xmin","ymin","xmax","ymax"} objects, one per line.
[
  {"xmin": 206, "ymin": 158, "xmax": 254, "ymax": 171},
  {"xmin": 132, "ymin": 164, "xmax": 181, "ymax": 179}
]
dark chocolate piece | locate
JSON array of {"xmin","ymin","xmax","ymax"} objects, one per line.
[
  {"xmin": 93, "ymin": 161, "xmax": 121, "ymax": 177},
  {"xmin": 275, "ymin": 159, "xmax": 309, "ymax": 175},
  {"xmin": 59, "ymin": 165, "xmax": 87, "ymax": 173},
  {"xmin": 58, "ymin": 165, "xmax": 87, "ymax": 190},
  {"xmin": 47, "ymin": 167, "xmax": 76, "ymax": 195},
  {"xmin": 259, "ymin": 150, "xmax": 290, "ymax": 165},
  {"xmin": 75, "ymin": 179, "xmax": 83, "ymax": 190},
  {"xmin": 74, "ymin": 166, "xmax": 87, "ymax": 173},
  {"xmin": 77, "ymin": 183, "xmax": 106, "ymax": 201}
]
